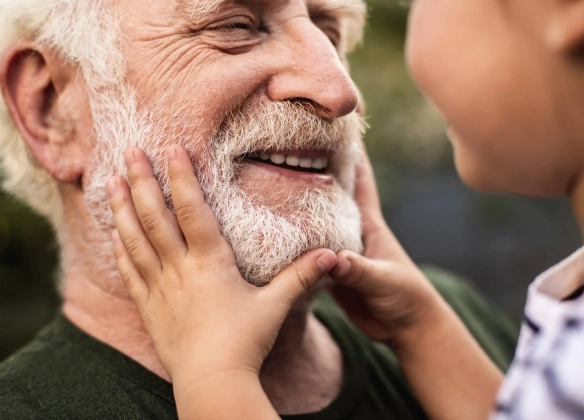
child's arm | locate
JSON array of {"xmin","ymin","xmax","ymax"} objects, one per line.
[
  {"xmin": 107, "ymin": 145, "xmax": 337, "ymax": 419},
  {"xmin": 329, "ymin": 148, "xmax": 504, "ymax": 420},
  {"xmin": 109, "ymin": 144, "xmax": 504, "ymax": 420}
]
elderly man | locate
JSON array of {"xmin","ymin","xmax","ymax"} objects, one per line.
[{"xmin": 0, "ymin": 0, "xmax": 516, "ymax": 418}]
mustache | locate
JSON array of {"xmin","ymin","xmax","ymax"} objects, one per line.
[{"xmin": 210, "ymin": 99, "xmax": 363, "ymax": 159}]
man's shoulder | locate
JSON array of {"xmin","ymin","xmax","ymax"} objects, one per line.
[
  {"xmin": 0, "ymin": 315, "xmax": 176, "ymax": 420},
  {"xmin": 0, "ymin": 319, "xmax": 106, "ymax": 419},
  {"xmin": 0, "ymin": 321, "xmax": 82, "ymax": 419}
]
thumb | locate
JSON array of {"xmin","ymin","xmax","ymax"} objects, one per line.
[
  {"xmin": 330, "ymin": 250, "xmax": 377, "ymax": 295},
  {"xmin": 266, "ymin": 249, "xmax": 338, "ymax": 307}
]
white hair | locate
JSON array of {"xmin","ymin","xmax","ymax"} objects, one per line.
[
  {"xmin": 0, "ymin": 0, "xmax": 123, "ymax": 229},
  {"xmin": 0, "ymin": 0, "xmax": 366, "ymax": 233}
]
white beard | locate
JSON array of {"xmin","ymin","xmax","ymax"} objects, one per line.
[{"xmin": 85, "ymin": 91, "xmax": 364, "ymax": 286}]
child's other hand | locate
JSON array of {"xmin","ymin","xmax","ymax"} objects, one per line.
[
  {"xmin": 332, "ymin": 146, "xmax": 502, "ymax": 420},
  {"xmin": 106, "ymin": 145, "xmax": 337, "ymax": 388},
  {"xmin": 330, "ymin": 145, "xmax": 450, "ymax": 348}
]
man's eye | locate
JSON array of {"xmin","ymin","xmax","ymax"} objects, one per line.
[
  {"xmin": 214, "ymin": 22, "xmax": 253, "ymax": 31},
  {"xmin": 311, "ymin": 16, "xmax": 341, "ymax": 49},
  {"xmin": 322, "ymin": 30, "xmax": 340, "ymax": 48},
  {"xmin": 316, "ymin": 26, "xmax": 340, "ymax": 48},
  {"xmin": 208, "ymin": 19, "xmax": 257, "ymax": 33},
  {"xmin": 196, "ymin": 16, "xmax": 263, "ymax": 52}
]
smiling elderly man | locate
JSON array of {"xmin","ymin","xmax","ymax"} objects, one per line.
[{"xmin": 0, "ymin": 0, "xmax": 516, "ymax": 418}]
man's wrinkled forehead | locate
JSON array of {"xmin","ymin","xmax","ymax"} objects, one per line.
[
  {"xmin": 178, "ymin": 0, "xmax": 366, "ymax": 32},
  {"xmin": 179, "ymin": 0, "xmax": 222, "ymax": 16}
]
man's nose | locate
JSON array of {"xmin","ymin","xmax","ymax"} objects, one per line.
[{"xmin": 266, "ymin": 21, "xmax": 359, "ymax": 119}]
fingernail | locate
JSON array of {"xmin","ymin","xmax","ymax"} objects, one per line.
[
  {"xmin": 106, "ymin": 178, "xmax": 118, "ymax": 198},
  {"xmin": 336, "ymin": 258, "xmax": 352, "ymax": 277},
  {"xmin": 168, "ymin": 146, "xmax": 177, "ymax": 162},
  {"xmin": 124, "ymin": 149, "xmax": 135, "ymax": 167},
  {"xmin": 316, "ymin": 252, "xmax": 337, "ymax": 273}
]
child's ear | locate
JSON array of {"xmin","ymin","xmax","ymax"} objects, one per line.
[{"xmin": 546, "ymin": 1, "xmax": 584, "ymax": 53}]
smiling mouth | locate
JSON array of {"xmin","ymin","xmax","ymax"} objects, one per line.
[{"xmin": 243, "ymin": 151, "xmax": 330, "ymax": 174}]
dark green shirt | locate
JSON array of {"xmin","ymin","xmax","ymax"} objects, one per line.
[{"xmin": 0, "ymin": 268, "xmax": 517, "ymax": 420}]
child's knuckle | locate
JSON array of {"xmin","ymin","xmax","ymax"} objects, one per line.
[
  {"xmin": 140, "ymin": 212, "xmax": 160, "ymax": 235},
  {"xmin": 124, "ymin": 234, "xmax": 145, "ymax": 258},
  {"xmin": 355, "ymin": 259, "xmax": 370, "ymax": 285},
  {"xmin": 175, "ymin": 203, "xmax": 198, "ymax": 225},
  {"xmin": 295, "ymin": 266, "xmax": 313, "ymax": 293},
  {"xmin": 127, "ymin": 168, "xmax": 143, "ymax": 188},
  {"xmin": 121, "ymin": 271, "xmax": 135, "ymax": 289}
]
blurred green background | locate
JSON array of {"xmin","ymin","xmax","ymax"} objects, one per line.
[{"xmin": 1, "ymin": 1, "xmax": 581, "ymax": 361}]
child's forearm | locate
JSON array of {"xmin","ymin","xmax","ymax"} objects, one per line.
[
  {"xmin": 390, "ymin": 302, "xmax": 504, "ymax": 420},
  {"xmin": 174, "ymin": 370, "xmax": 279, "ymax": 420}
]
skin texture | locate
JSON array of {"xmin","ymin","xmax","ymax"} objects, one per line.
[
  {"xmin": 0, "ymin": 0, "xmax": 365, "ymax": 414},
  {"xmin": 119, "ymin": 0, "xmax": 359, "ymax": 212}
]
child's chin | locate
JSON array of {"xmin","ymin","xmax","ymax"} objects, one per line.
[{"xmin": 454, "ymin": 151, "xmax": 501, "ymax": 194}]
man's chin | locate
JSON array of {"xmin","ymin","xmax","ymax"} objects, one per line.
[{"xmin": 221, "ymin": 191, "xmax": 363, "ymax": 288}]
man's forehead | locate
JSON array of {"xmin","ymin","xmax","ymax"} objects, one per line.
[
  {"xmin": 179, "ymin": 0, "xmax": 222, "ymax": 16},
  {"xmin": 179, "ymin": 0, "xmax": 365, "ymax": 20}
]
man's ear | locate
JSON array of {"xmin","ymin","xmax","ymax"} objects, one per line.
[
  {"xmin": 0, "ymin": 42, "xmax": 91, "ymax": 184},
  {"xmin": 546, "ymin": 1, "xmax": 584, "ymax": 54}
]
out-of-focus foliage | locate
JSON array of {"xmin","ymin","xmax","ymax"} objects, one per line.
[
  {"xmin": 0, "ymin": 192, "xmax": 59, "ymax": 359},
  {"xmin": 351, "ymin": 0, "xmax": 452, "ymax": 169}
]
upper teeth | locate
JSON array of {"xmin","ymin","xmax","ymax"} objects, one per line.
[{"xmin": 257, "ymin": 153, "xmax": 328, "ymax": 170}]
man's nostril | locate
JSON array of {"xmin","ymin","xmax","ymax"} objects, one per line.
[{"xmin": 287, "ymin": 98, "xmax": 330, "ymax": 118}]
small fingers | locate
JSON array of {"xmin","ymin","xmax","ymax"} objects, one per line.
[
  {"xmin": 167, "ymin": 145, "xmax": 227, "ymax": 254},
  {"xmin": 108, "ymin": 176, "xmax": 162, "ymax": 279},
  {"xmin": 354, "ymin": 142, "xmax": 383, "ymax": 222},
  {"xmin": 354, "ymin": 143, "xmax": 400, "ymax": 258},
  {"xmin": 112, "ymin": 229, "xmax": 150, "ymax": 312},
  {"xmin": 330, "ymin": 250, "xmax": 377, "ymax": 294},
  {"xmin": 125, "ymin": 148, "xmax": 187, "ymax": 260},
  {"xmin": 266, "ymin": 249, "xmax": 337, "ymax": 307}
]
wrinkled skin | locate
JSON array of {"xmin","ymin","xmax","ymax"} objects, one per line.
[{"xmin": 119, "ymin": 0, "xmax": 360, "ymax": 210}]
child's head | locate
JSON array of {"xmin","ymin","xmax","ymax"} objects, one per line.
[{"xmin": 406, "ymin": 0, "xmax": 584, "ymax": 197}]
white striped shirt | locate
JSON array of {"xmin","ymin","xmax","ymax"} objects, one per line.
[{"xmin": 493, "ymin": 247, "xmax": 584, "ymax": 419}]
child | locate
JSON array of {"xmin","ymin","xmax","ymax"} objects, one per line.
[{"xmin": 107, "ymin": 0, "xmax": 584, "ymax": 418}]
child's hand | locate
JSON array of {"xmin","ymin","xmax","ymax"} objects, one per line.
[
  {"xmin": 330, "ymin": 147, "xmax": 503, "ymax": 420},
  {"xmin": 106, "ymin": 145, "xmax": 337, "ymax": 391},
  {"xmin": 330, "ymin": 146, "xmax": 450, "ymax": 348}
]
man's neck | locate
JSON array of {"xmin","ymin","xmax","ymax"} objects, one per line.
[{"xmin": 61, "ymin": 271, "xmax": 343, "ymax": 414}]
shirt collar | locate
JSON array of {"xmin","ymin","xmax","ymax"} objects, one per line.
[
  {"xmin": 531, "ymin": 246, "xmax": 584, "ymax": 300},
  {"xmin": 524, "ymin": 246, "xmax": 584, "ymax": 328}
]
